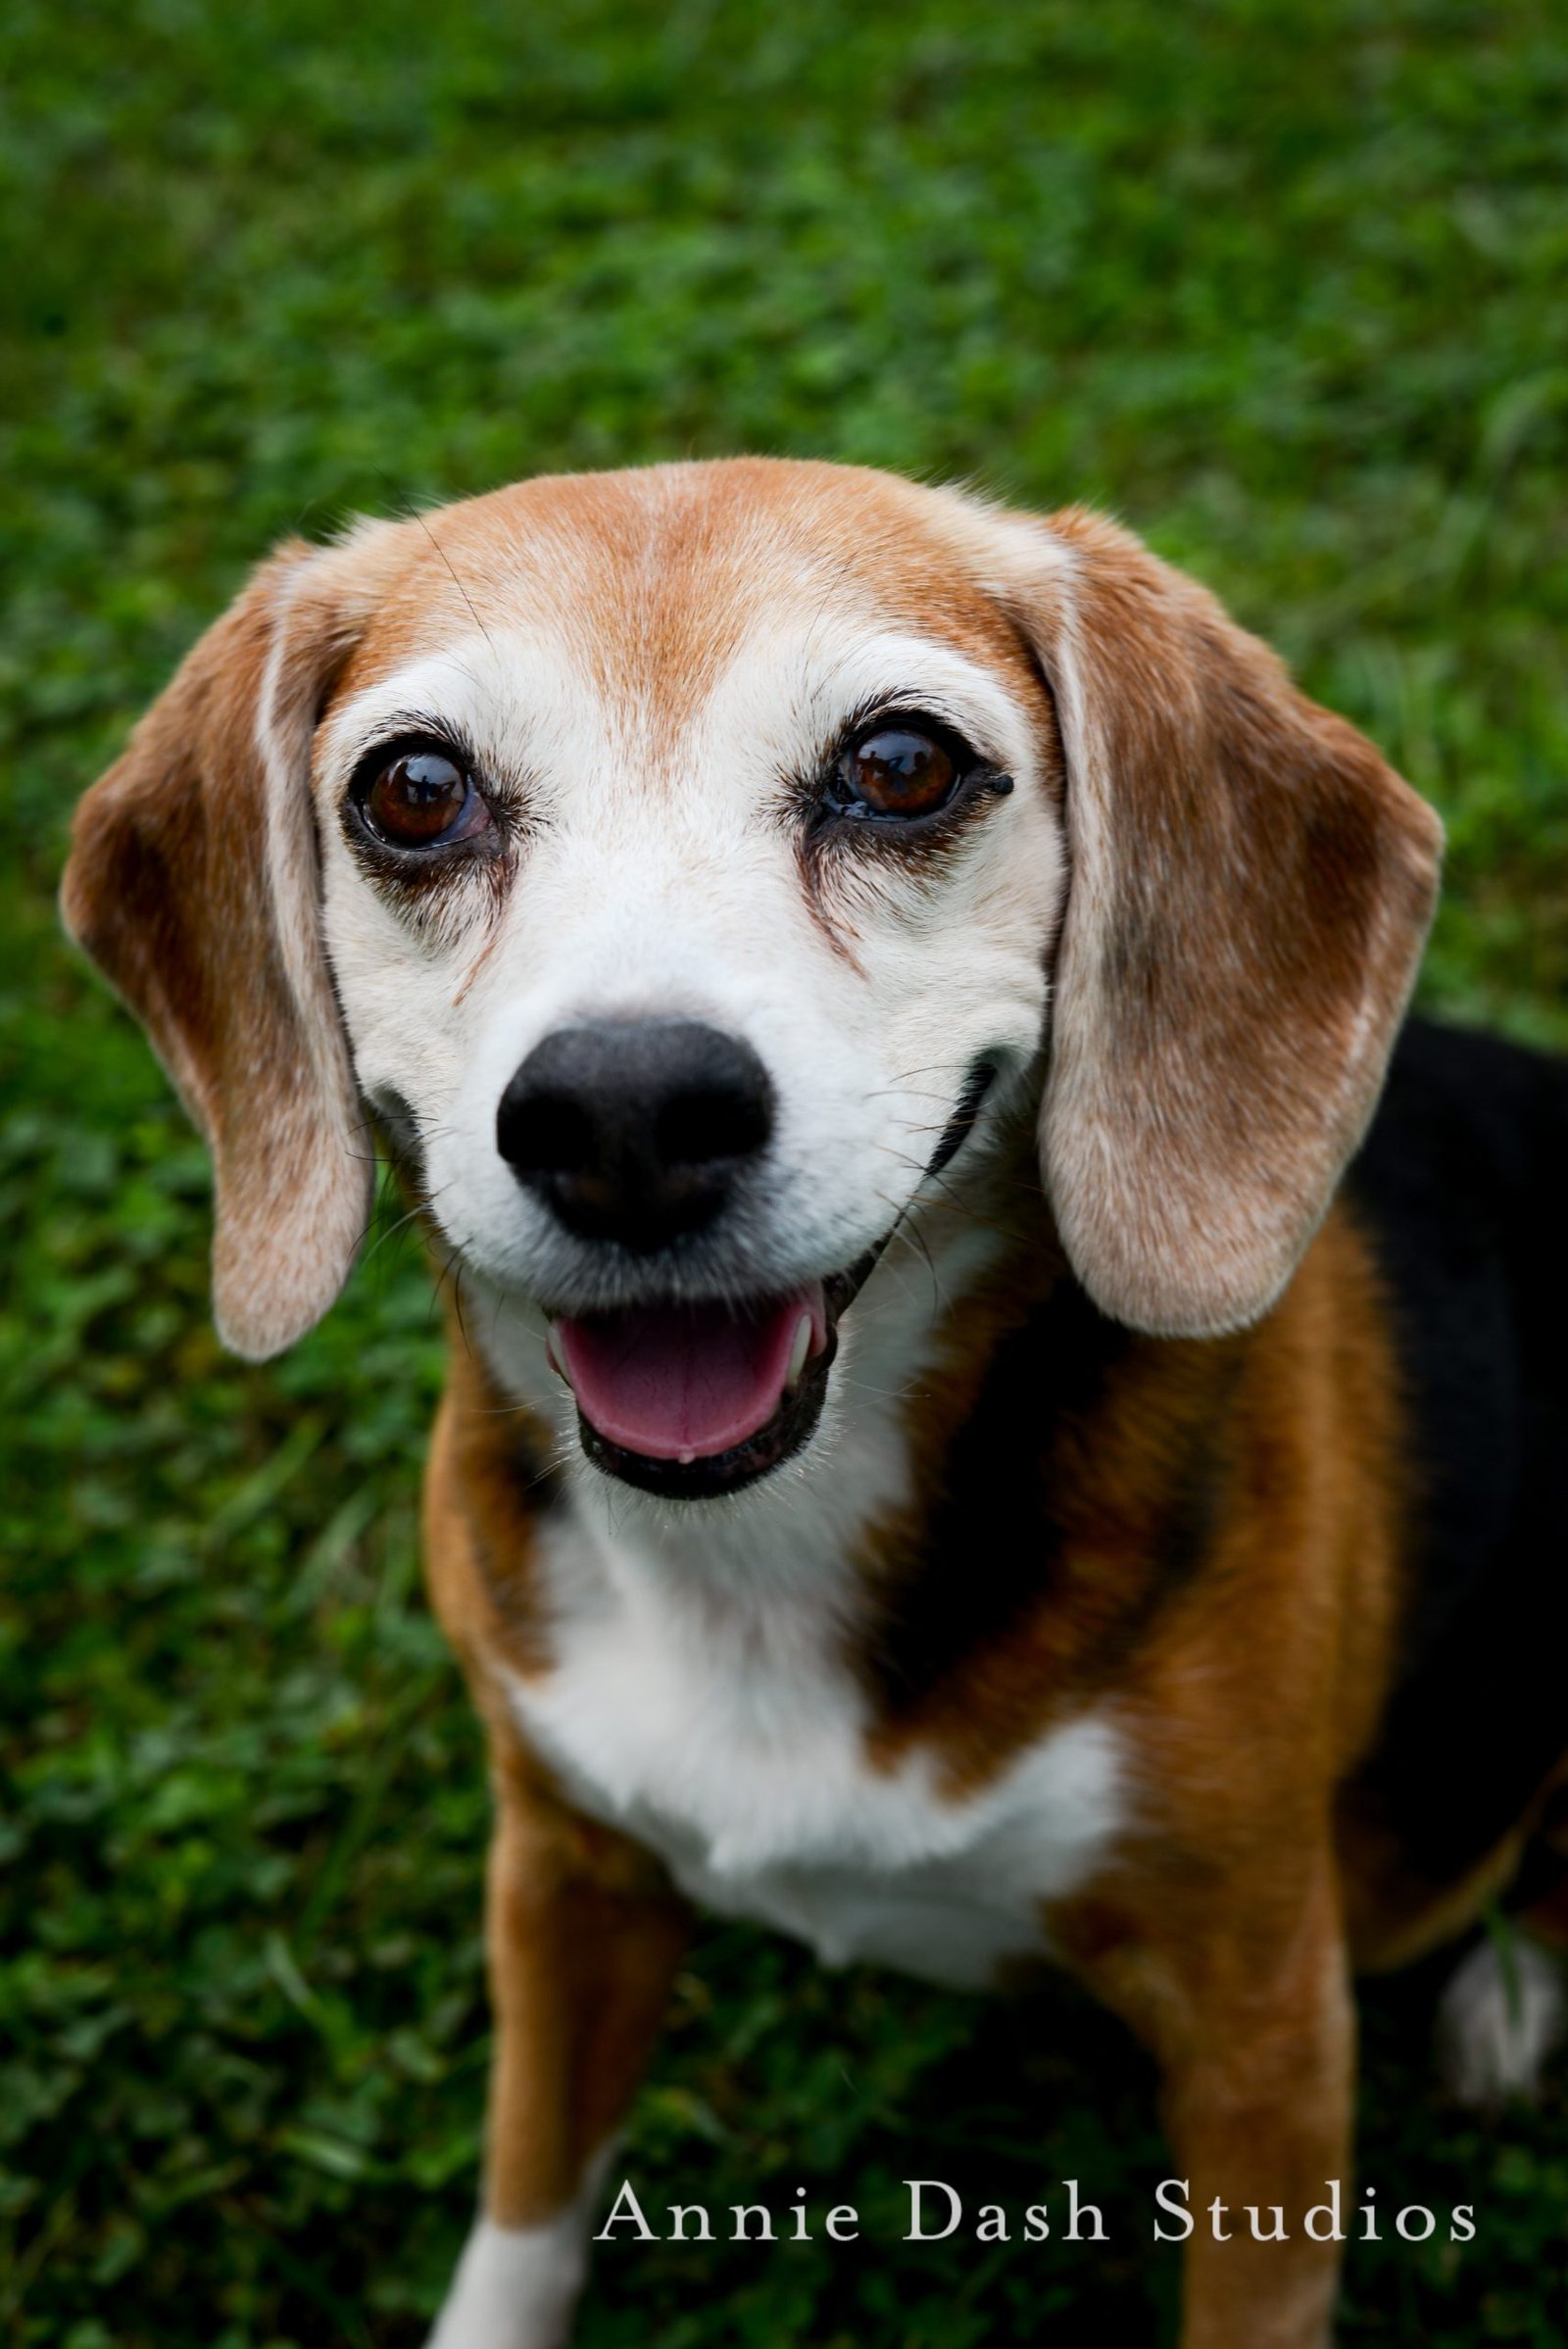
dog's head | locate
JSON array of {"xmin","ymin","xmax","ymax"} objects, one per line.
[{"xmin": 62, "ymin": 460, "xmax": 1441, "ymax": 1498}]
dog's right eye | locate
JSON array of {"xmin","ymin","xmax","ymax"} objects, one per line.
[{"xmin": 355, "ymin": 746, "xmax": 489, "ymax": 851}]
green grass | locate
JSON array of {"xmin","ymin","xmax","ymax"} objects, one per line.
[{"xmin": 3, "ymin": 1, "xmax": 1568, "ymax": 2341}]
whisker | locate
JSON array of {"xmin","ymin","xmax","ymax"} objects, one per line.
[{"xmin": 371, "ymin": 468, "xmax": 500, "ymax": 661}]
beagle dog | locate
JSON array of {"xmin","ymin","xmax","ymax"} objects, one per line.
[{"xmin": 61, "ymin": 459, "xmax": 1568, "ymax": 2349}]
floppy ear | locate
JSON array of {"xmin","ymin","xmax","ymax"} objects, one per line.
[
  {"xmin": 61, "ymin": 536, "xmax": 387, "ymax": 1359},
  {"xmin": 997, "ymin": 506, "xmax": 1443, "ymax": 1338}
]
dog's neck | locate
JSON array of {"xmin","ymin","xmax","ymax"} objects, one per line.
[{"xmin": 435, "ymin": 1122, "xmax": 1261, "ymax": 1803}]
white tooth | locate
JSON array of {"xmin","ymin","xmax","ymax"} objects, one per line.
[
  {"xmin": 546, "ymin": 1324, "xmax": 571, "ymax": 1387},
  {"xmin": 786, "ymin": 1312, "xmax": 812, "ymax": 1390},
  {"xmin": 678, "ymin": 1448, "xmax": 695, "ymax": 1465}
]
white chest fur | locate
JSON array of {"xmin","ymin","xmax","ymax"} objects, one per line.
[{"xmin": 500, "ymin": 1498, "xmax": 1126, "ymax": 1992}]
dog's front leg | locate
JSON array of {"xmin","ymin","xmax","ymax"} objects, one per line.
[
  {"xmin": 428, "ymin": 1755, "xmax": 689, "ymax": 2349},
  {"xmin": 1059, "ymin": 1856, "xmax": 1354, "ymax": 2349}
]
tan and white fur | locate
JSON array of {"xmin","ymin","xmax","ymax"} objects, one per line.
[{"xmin": 70, "ymin": 457, "xmax": 1560, "ymax": 2349}]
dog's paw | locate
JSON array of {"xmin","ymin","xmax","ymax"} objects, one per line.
[
  {"xmin": 425, "ymin": 2215, "xmax": 586, "ymax": 2349},
  {"xmin": 1437, "ymin": 1933, "xmax": 1565, "ymax": 2107}
]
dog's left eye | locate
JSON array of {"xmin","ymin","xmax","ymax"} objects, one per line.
[
  {"xmin": 829, "ymin": 722, "xmax": 976, "ymax": 823},
  {"xmin": 847, "ymin": 728, "xmax": 955, "ymax": 814}
]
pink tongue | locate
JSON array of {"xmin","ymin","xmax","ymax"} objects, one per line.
[{"xmin": 555, "ymin": 1289, "xmax": 825, "ymax": 1462}]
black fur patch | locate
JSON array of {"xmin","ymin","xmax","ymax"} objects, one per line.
[
  {"xmin": 859, "ymin": 1280, "xmax": 1238, "ymax": 1727},
  {"xmin": 1344, "ymin": 1017, "xmax": 1568, "ymax": 1890}
]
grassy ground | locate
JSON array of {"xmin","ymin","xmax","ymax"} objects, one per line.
[{"xmin": 3, "ymin": 1, "xmax": 1568, "ymax": 2341}]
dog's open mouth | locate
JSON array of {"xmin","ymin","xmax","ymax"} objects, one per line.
[
  {"xmin": 543, "ymin": 1061, "xmax": 999, "ymax": 1500},
  {"xmin": 548, "ymin": 1258, "xmax": 873, "ymax": 1499}
]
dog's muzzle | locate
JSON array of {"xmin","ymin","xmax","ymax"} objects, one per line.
[{"xmin": 503, "ymin": 1027, "xmax": 996, "ymax": 1500}]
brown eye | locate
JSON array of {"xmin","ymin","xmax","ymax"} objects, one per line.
[
  {"xmin": 844, "ymin": 727, "xmax": 957, "ymax": 818},
  {"xmin": 362, "ymin": 748, "xmax": 482, "ymax": 848}
]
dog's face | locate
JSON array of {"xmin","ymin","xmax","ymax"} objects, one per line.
[
  {"xmin": 62, "ymin": 459, "xmax": 1443, "ymax": 1500},
  {"xmin": 315, "ymin": 467, "xmax": 1066, "ymax": 1494}
]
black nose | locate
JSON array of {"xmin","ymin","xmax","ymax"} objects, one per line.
[{"xmin": 496, "ymin": 1019, "xmax": 774, "ymax": 1251}]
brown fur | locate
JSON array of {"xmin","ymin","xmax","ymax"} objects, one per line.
[
  {"xmin": 58, "ymin": 536, "xmax": 401, "ymax": 1357},
  {"xmin": 424, "ymin": 1367, "xmax": 690, "ymax": 2228},
  {"xmin": 1001, "ymin": 506, "xmax": 1444, "ymax": 1342}
]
